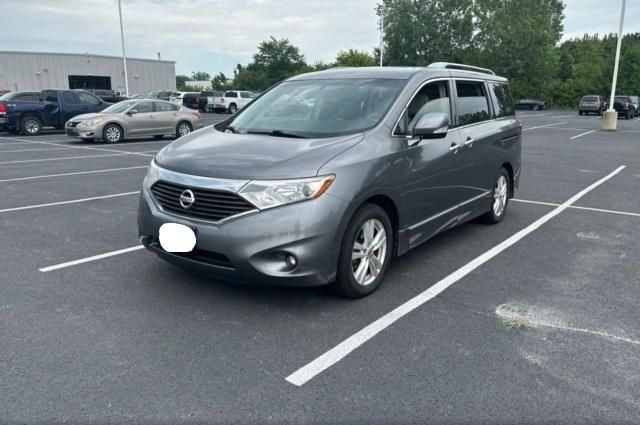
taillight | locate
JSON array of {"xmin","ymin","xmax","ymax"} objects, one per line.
[
  {"xmin": 192, "ymin": 110, "xmax": 201, "ymax": 118},
  {"xmin": 0, "ymin": 103, "xmax": 6, "ymax": 116},
  {"xmin": 517, "ymin": 122, "xmax": 523, "ymax": 134},
  {"xmin": 195, "ymin": 98, "xmax": 200, "ymax": 103},
  {"xmin": 625, "ymin": 102, "xmax": 629, "ymax": 108},
  {"xmin": 220, "ymin": 98, "xmax": 224, "ymax": 103}
]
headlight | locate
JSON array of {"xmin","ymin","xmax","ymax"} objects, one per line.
[
  {"xmin": 78, "ymin": 119, "xmax": 103, "ymax": 127},
  {"xmin": 142, "ymin": 159, "xmax": 159, "ymax": 189},
  {"xmin": 238, "ymin": 175, "xmax": 335, "ymax": 210}
]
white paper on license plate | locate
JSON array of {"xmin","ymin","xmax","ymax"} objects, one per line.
[{"xmin": 159, "ymin": 223, "xmax": 196, "ymax": 253}]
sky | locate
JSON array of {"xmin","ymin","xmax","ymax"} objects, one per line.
[{"xmin": 1, "ymin": 0, "xmax": 639, "ymax": 78}]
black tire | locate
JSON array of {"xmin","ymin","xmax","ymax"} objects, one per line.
[
  {"xmin": 532, "ymin": 104, "xmax": 539, "ymax": 111},
  {"xmin": 102, "ymin": 123, "xmax": 123, "ymax": 143},
  {"xmin": 626, "ymin": 111, "xmax": 631, "ymax": 120},
  {"xmin": 153, "ymin": 135, "xmax": 164, "ymax": 139},
  {"xmin": 331, "ymin": 204, "xmax": 393, "ymax": 298},
  {"xmin": 228, "ymin": 103, "xmax": 237, "ymax": 114},
  {"xmin": 481, "ymin": 168, "xmax": 511, "ymax": 224},
  {"xmin": 579, "ymin": 111, "xmax": 583, "ymax": 116},
  {"xmin": 20, "ymin": 115, "xmax": 42, "ymax": 136},
  {"xmin": 176, "ymin": 121, "xmax": 192, "ymax": 138}
]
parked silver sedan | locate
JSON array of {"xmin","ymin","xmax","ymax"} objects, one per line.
[{"xmin": 65, "ymin": 99, "xmax": 202, "ymax": 143}]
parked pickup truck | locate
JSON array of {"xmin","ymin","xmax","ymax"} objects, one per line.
[
  {"xmin": 208, "ymin": 90, "xmax": 256, "ymax": 114},
  {"xmin": 0, "ymin": 89, "xmax": 110, "ymax": 135},
  {"xmin": 183, "ymin": 91, "xmax": 219, "ymax": 112}
]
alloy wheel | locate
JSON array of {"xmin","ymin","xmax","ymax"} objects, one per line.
[
  {"xmin": 105, "ymin": 126, "xmax": 121, "ymax": 142},
  {"xmin": 25, "ymin": 119, "xmax": 40, "ymax": 134},
  {"xmin": 351, "ymin": 219, "xmax": 387, "ymax": 286},
  {"xmin": 493, "ymin": 175, "xmax": 508, "ymax": 216},
  {"xmin": 178, "ymin": 123, "xmax": 191, "ymax": 136}
]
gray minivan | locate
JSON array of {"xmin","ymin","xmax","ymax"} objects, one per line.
[{"xmin": 138, "ymin": 63, "xmax": 522, "ymax": 298}]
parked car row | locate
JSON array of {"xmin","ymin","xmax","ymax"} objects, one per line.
[
  {"xmin": 578, "ymin": 94, "xmax": 639, "ymax": 119},
  {"xmin": 167, "ymin": 90, "xmax": 257, "ymax": 114},
  {"xmin": 0, "ymin": 88, "xmax": 201, "ymax": 141}
]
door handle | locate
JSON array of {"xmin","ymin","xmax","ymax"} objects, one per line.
[
  {"xmin": 464, "ymin": 137, "xmax": 475, "ymax": 147},
  {"xmin": 449, "ymin": 142, "xmax": 461, "ymax": 153}
]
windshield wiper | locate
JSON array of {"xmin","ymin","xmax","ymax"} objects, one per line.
[{"xmin": 246, "ymin": 129, "xmax": 307, "ymax": 139}]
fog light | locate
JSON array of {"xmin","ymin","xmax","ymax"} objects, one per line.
[{"xmin": 285, "ymin": 254, "xmax": 297, "ymax": 269}]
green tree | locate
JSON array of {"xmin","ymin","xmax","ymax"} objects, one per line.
[
  {"xmin": 233, "ymin": 37, "xmax": 308, "ymax": 90},
  {"xmin": 376, "ymin": 0, "xmax": 475, "ymax": 66},
  {"xmin": 473, "ymin": 0, "xmax": 565, "ymax": 101},
  {"xmin": 335, "ymin": 49, "xmax": 377, "ymax": 67},
  {"xmin": 211, "ymin": 72, "xmax": 229, "ymax": 90},
  {"xmin": 191, "ymin": 71, "xmax": 211, "ymax": 81},
  {"xmin": 176, "ymin": 74, "xmax": 189, "ymax": 91}
]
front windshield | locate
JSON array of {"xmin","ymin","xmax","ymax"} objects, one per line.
[
  {"xmin": 102, "ymin": 100, "xmax": 137, "ymax": 114},
  {"xmin": 229, "ymin": 78, "xmax": 406, "ymax": 138}
]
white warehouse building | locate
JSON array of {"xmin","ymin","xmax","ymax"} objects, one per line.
[{"xmin": 0, "ymin": 51, "xmax": 176, "ymax": 95}]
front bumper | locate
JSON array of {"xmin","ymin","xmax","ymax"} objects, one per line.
[
  {"xmin": 137, "ymin": 186, "xmax": 348, "ymax": 287},
  {"xmin": 66, "ymin": 125, "xmax": 99, "ymax": 139}
]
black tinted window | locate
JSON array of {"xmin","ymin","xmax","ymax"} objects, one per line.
[
  {"xmin": 225, "ymin": 91, "xmax": 238, "ymax": 98},
  {"xmin": 488, "ymin": 83, "xmax": 514, "ymax": 118},
  {"xmin": 583, "ymin": 96, "xmax": 598, "ymax": 102},
  {"xmin": 14, "ymin": 94, "xmax": 37, "ymax": 101},
  {"xmin": 62, "ymin": 92, "xmax": 78, "ymax": 104},
  {"xmin": 455, "ymin": 81, "xmax": 491, "ymax": 126},
  {"xmin": 201, "ymin": 91, "xmax": 213, "ymax": 96}
]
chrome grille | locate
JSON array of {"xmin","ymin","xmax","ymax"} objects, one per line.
[{"xmin": 150, "ymin": 180, "xmax": 256, "ymax": 222}]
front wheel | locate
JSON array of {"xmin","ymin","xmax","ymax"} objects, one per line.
[
  {"xmin": 331, "ymin": 204, "xmax": 393, "ymax": 298},
  {"xmin": 228, "ymin": 103, "xmax": 237, "ymax": 114},
  {"xmin": 103, "ymin": 124, "xmax": 123, "ymax": 143},
  {"xmin": 481, "ymin": 168, "xmax": 510, "ymax": 224},
  {"xmin": 532, "ymin": 104, "xmax": 539, "ymax": 111}
]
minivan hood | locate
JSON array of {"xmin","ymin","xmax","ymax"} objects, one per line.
[{"xmin": 155, "ymin": 128, "xmax": 364, "ymax": 180}]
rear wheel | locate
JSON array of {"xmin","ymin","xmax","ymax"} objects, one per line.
[
  {"xmin": 482, "ymin": 168, "xmax": 510, "ymax": 224},
  {"xmin": 532, "ymin": 104, "xmax": 539, "ymax": 111},
  {"xmin": 579, "ymin": 111, "xmax": 583, "ymax": 116},
  {"xmin": 103, "ymin": 124, "xmax": 123, "ymax": 143},
  {"xmin": 228, "ymin": 103, "xmax": 237, "ymax": 114},
  {"xmin": 176, "ymin": 121, "xmax": 192, "ymax": 138},
  {"xmin": 21, "ymin": 116, "xmax": 42, "ymax": 136},
  {"xmin": 331, "ymin": 204, "xmax": 393, "ymax": 298}
]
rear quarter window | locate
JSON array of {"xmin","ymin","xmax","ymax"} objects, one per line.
[{"xmin": 488, "ymin": 83, "xmax": 515, "ymax": 118}]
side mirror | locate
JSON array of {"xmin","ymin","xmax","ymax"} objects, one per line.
[
  {"xmin": 412, "ymin": 112, "xmax": 449, "ymax": 139},
  {"xmin": 127, "ymin": 109, "xmax": 138, "ymax": 115}
]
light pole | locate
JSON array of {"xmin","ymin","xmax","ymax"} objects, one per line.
[
  {"xmin": 379, "ymin": 9, "xmax": 384, "ymax": 67},
  {"xmin": 602, "ymin": 0, "xmax": 627, "ymax": 131},
  {"xmin": 118, "ymin": 0, "xmax": 130, "ymax": 97}
]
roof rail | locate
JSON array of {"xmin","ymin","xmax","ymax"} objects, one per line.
[{"xmin": 427, "ymin": 62, "xmax": 495, "ymax": 75}]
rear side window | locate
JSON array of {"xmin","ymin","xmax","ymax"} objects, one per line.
[
  {"xmin": 212, "ymin": 91, "xmax": 224, "ymax": 97},
  {"xmin": 225, "ymin": 91, "xmax": 238, "ymax": 98},
  {"xmin": 135, "ymin": 102, "xmax": 153, "ymax": 113},
  {"xmin": 488, "ymin": 83, "xmax": 515, "ymax": 118},
  {"xmin": 78, "ymin": 92, "xmax": 101, "ymax": 105},
  {"xmin": 62, "ymin": 92, "xmax": 78, "ymax": 104},
  {"xmin": 154, "ymin": 102, "xmax": 178, "ymax": 112},
  {"xmin": 454, "ymin": 81, "xmax": 491, "ymax": 126},
  {"xmin": 13, "ymin": 93, "xmax": 37, "ymax": 101}
]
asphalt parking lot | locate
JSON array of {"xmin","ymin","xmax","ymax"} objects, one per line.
[{"xmin": 1, "ymin": 110, "xmax": 639, "ymax": 423}]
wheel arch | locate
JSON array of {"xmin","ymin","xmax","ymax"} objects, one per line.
[{"xmin": 501, "ymin": 162, "xmax": 515, "ymax": 198}]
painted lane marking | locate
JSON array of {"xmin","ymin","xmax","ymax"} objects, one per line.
[
  {"xmin": 285, "ymin": 166, "xmax": 626, "ymax": 386},
  {"xmin": 0, "ymin": 146, "xmax": 76, "ymax": 153},
  {"xmin": 570, "ymin": 130, "xmax": 597, "ymax": 140},
  {"xmin": 40, "ymin": 245, "xmax": 145, "ymax": 272},
  {"xmin": 0, "ymin": 136, "xmax": 155, "ymax": 157},
  {"xmin": 522, "ymin": 122, "xmax": 568, "ymax": 132},
  {"xmin": 0, "ymin": 152, "xmax": 149, "ymax": 165},
  {"xmin": 512, "ymin": 198, "xmax": 640, "ymax": 218},
  {"xmin": 0, "ymin": 191, "xmax": 139, "ymax": 213},
  {"xmin": 0, "ymin": 166, "xmax": 148, "ymax": 182}
]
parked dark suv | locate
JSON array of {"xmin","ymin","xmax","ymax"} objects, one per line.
[
  {"xmin": 138, "ymin": 63, "xmax": 522, "ymax": 298},
  {"xmin": 579, "ymin": 95, "xmax": 606, "ymax": 115},
  {"xmin": 613, "ymin": 96, "xmax": 636, "ymax": 120}
]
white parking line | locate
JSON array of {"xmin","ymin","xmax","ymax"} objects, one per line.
[
  {"xmin": 570, "ymin": 130, "xmax": 597, "ymax": 140},
  {"xmin": 0, "ymin": 166, "xmax": 148, "ymax": 182},
  {"xmin": 0, "ymin": 136, "xmax": 155, "ymax": 158},
  {"xmin": 0, "ymin": 146, "xmax": 76, "ymax": 153},
  {"xmin": 522, "ymin": 122, "xmax": 568, "ymax": 132},
  {"xmin": 0, "ymin": 152, "xmax": 147, "ymax": 165},
  {"xmin": 512, "ymin": 198, "xmax": 640, "ymax": 218},
  {"xmin": 0, "ymin": 191, "xmax": 139, "ymax": 213},
  {"xmin": 39, "ymin": 245, "xmax": 144, "ymax": 272},
  {"xmin": 285, "ymin": 165, "xmax": 626, "ymax": 387}
]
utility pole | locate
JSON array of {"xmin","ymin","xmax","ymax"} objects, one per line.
[
  {"xmin": 602, "ymin": 0, "xmax": 626, "ymax": 131},
  {"xmin": 118, "ymin": 0, "xmax": 130, "ymax": 97},
  {"xmin": 379, "ymin": 10, "xmax": 384, "ymax": 67}
]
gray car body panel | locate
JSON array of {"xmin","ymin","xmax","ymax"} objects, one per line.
[{"xmin": 138, "ymin": 66, "xmax": 522, "ymax": 286}]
